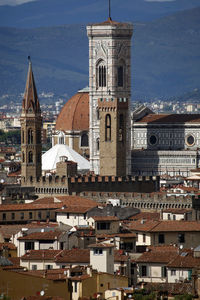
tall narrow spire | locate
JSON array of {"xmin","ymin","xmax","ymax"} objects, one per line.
[{"xmin": 22, "ymin": 57, "xmax": 40, "ymax": 115}]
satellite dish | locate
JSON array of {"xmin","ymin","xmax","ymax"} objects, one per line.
[
  {"xmin": 179, "ymin": 245, "xmax": 183, "ymax": 250},
  {"xmin": 40, "ymin": 291, "xmax": 45, "ymax": 296},
  {"xmin": 0, "ymin": 179, "xmax": 4, "ymax": 183}
]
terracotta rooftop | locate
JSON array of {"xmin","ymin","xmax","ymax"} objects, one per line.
[
  {"xmin": 97, "ymin": 233, "xmax": 136, "ymax": 239},
  {"xmin": 0, "ymin": 223, "xmax": 58, "ymax": 239},
  {"xmin": 91, "ymin": 216, "xmax": 119, "ymax": 221},
  {"xmin": 125, "ymin": 219, "xmax": 160, "ymax": 232},
  {"xmin": 21, "ymin": 250, "xmax": 62, "ymax": 261},
  {"xmin": 56, "ymin": 206, "xmax": 94, "ymax": 214},
  {"xmin": 129, "ymin": 212, "xmax": 160, "ymax": 221},
  {"xmin": 136, "ymin": 113, "xmax": 200, "ymax": 124},
  {"xmin": 0, "ymin": 242, "xmax": 16, "ymax": 250},
  {"xmin": 55, "ymin": 249, "xmax": 90, "ymax": 264},
  {"xmin": 0, "ymin": 202, "xmax": 61, "ymax": 212},
  {"xmin": 92, "ymin": 18, "xmax": 132, "ymax": 27},
  {"xmin": 136, "ymin": 246, "xmax": 178, "ymax": 264},
  {"xmin": 18, "ymin": 231, "xmax": 63, "ymax": 241},
  {"xmin": 55, "ymin": 91, "xmax": 89, "ymax": 131},
  {"xmin": 150, "ymin": 220, "xmax": 200, "ymax": 232},
  {"xmin": 167, "ymin": 250, "xmax": 200, "ymax": 268}
]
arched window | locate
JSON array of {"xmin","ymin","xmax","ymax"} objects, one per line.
[
  {"xmin": 22, "ymin": 130, "xmax": 24, "ymax": 144},
  {"xmin": 28, "ymin": 129, "xmax": 33, "ymax": 144},
  {"xmin": 22, "ymin": 152, "xmax": 25, "ymax": 163},
  {"xmin": 105, "ymin": 114, "xmax": 111, "ymax": 141},
  {"xmin": 97, "ymin": 61, "xmax": 106, "ymax": 88},
  {"xmin": 96, "ymin": 138, "xmax": 99, "ymax": 151},
  {"xmin": 28, "ymin": 151, "xmax": 33, "ymax": 163},
  {"xmin": 81, "ymin": 133, "xmax": 88, "ymax": 147},
  {"xmin": 119, "ymin": 114, "xmax": 124, "ymax": 142},
  {"xmin": 118, "ymin": 66, "xmax": 124, "ymax": 87},
  {"xmin": 36, "ymin": 130, "xmax": 41, "ymax": 144},
  {"xmin": 37, "ymin": 154, "xmax": 41, "ymax": 163},
  {"xmin": 96, "ymin": 108, "xmax": 100, "ymax": 120}
]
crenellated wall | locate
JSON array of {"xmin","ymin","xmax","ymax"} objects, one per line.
[{"xmin": 23, "ymin": 174, "xmax": 160, "ymax": 196}]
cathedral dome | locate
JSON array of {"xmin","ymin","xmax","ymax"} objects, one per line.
[{"xmin": 55, "ymin": 88, "xmax": 89, "ymax": 131}]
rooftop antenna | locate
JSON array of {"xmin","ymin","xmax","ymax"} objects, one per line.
[{"xmin": 108, "ymin": 0, "xmax": 112, "ymax": 21}]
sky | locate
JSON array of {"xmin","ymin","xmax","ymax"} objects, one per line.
[{"xmin": 0, "ymin": 0, "xmax": 176, "ymax": 6}]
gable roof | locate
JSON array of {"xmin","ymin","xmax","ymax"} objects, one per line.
[
  {"xmin": 21, "ymin": 250, "xmax": 62, "ymax": 261},
  {"xmin": 18, "ymin": 231, "xmax": 63, "ymax": 241}
]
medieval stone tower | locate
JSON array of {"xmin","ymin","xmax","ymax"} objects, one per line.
[
  {"xmin": 87, "ymin": 18, "xmax": 133, "ymax": 176},
  {"xmin": 20, "ymin": 59, "xmax": 42, "ymax": 183}
]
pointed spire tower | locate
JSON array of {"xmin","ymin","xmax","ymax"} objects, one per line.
[{"xmin": 20, "ymin": 57, "xmax": 42, "ymax": 184}]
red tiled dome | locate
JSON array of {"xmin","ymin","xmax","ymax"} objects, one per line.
[{"xmin": 55, "ymin": 90, "xmax": 89, "ymax": 131}]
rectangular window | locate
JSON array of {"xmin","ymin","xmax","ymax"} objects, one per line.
[
  {"xmin": 46, "ymin": 265, "xmax": 53, "ymax": 270},
  {"xmin": 20, "ymin": 212, "xmax": 24, "ymax": 220},
  {"xmin": 25, "ymin": 241, "xmax": 34, "ymax": 251},
  {"xmin": 93, "ymin": 248, "xmax": 103, "ymax": 255},
  {"xmin": 158, "ymin": 233, "xmax": 165, "ymax": 244},
  {"xmin": 29, "ymin": 212, "xmax": 32, "ymax": 219},
  {"xmin": 11, "ymin": 212, "xmax": 15, "ymax": 220},
  {"xmin": 67, "ymin": 213, "xmax": 69, "ymax": 219},
  {"xmin": 32, "ymin": 265, "xmax": 37, "ymax": 270},
  {"xmin": 162, "ymin": 266, "xmax": 167, "ymax": 278},
  {"xmin": 38, "ymin": 211, "xmax": 42, "ymax": 219},
  {"xmin": 171, "ymin": 269, "xmax": 176, "ymax": 276},
  {"xmin": 178, "ymin": 233, "xmax": 185, "ymax": 243},
  {"xmin": 97, "ymin": 222, "xmax": 110, "ymax": 230},
  {"xmin": 143, "ymin": 234, "xmax": 146, "ymax": 243},
  {"xmin": 141, "ymin": 265, "xmax": 147, "ymax": 277},
  {"xmin": 74, "ymin": 282, "xmax": 78, "ymax": 293},
  {"xmin": 167, "ymin": 214, "xmax": 171, "ymax": 220},
  {"xmin": 3, "ymin": 213, "xmax": 6, "ymax": 220}
]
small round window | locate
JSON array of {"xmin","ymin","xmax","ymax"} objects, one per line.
[
  {"xmin": 149, "ymin": 135, "xmax": 157, "ymax": 145},
  {"xmin": 186, "ymin": 134, "xmax": 195, "ymax": 146}
]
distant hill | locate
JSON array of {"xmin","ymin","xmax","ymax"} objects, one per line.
[
  {"xmin": 170, "ymin": 88, "xmax": 200, "ymax": 103},
  {"xmin": 0, "ymin": 7, "xmax": 200, "ymax": 101},
  {"xmin": 0, "ymin": 0, "xmax": 199, "ymax": 28}
]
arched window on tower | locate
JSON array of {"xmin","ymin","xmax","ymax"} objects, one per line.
[
  {"xmin": 96, "ymin": 138, "xmax": 100, "ymax": 151},
  {"xmin": 81, "ymin": 133, "xmax": 88, "ymax": 147},
  {"xmin": 96, "ymin": 107, "xmax": 100, "ymax": 120},
  {"xmin": 22, "ymin": 152, "xmax": 25, "ymax": 163},
  {"xmin": 22, "ymin": 130, "xmax": 24, "ymax": 144},
  {"xmin": 119, "ymin": 114, "xmax": 124, "ymax": 142},
  {"xmin": 28, "ymin": 129, "xmax": 33, "ymax": 144},
  {"xmin": 118, "ymin": 66, "xmax": 124, "ymax": 87},
  {"xmin": 36, "ymin": 130, "xmax": 41, "ymax": 144},
  {"xmin": 97, "ymin": 61, "xmax": 106, "ymax": 88},
  {"xmin": 105, "ymin": 114, "xmax": 111, "ymax": 141},
  {"xmin": 28, "ymin": 151, "xmax": 33, "ymax": 163}
]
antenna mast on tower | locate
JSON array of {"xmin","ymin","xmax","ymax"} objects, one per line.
[{"xmin": 108, "ymin": 0, "xmax": 112, "ymax": 20}]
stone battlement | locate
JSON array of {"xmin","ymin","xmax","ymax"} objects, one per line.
[{"xmin": 22, "ymin": 174, "xmax": 160, "ymax": 196}]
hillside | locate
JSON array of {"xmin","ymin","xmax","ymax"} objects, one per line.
[
  {"xmin": 0, "ymin": 7, "xmax": 200, "ymax": 101},
  {"xmin": 0, "ymin": 0, "xmax": 199, "ymax": 28}
]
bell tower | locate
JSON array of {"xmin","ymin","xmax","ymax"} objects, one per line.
[
  {"xmin": 87, "ymin": 18, "xmax": 133, "ymax": 175},
  {"xmin": 20, "ymin": 58, "xmax": 42, "ymax": 183}
]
